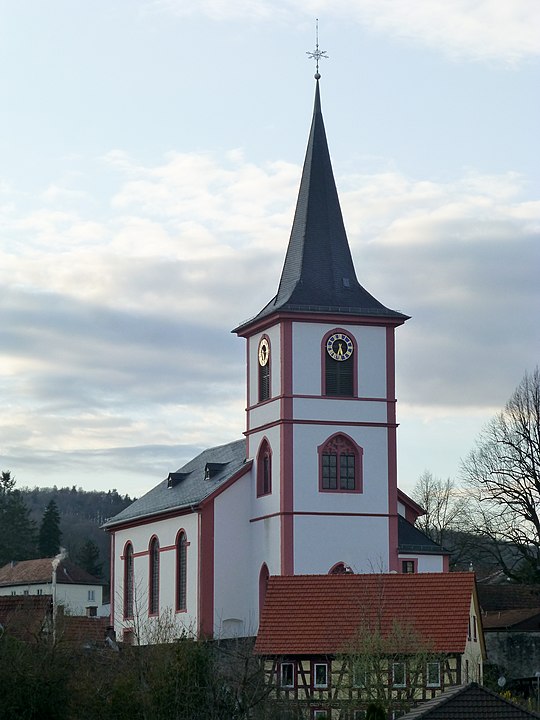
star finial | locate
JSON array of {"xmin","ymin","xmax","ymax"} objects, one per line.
[{"xmin": 306, "ymin": 18, "xmax": 328, "ymax": 79}]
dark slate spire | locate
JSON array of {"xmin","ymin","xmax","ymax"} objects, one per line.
[{"xmin": 235, "ymin": 80, "xmax": 407, "ymax": 333}]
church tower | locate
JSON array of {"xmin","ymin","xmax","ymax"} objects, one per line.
[{"xmin": 234, "ymin": 79, "xmax": 409, "ymax": 581}]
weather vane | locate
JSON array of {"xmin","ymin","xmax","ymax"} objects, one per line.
[{"xmin": 306, "ymin": 18, "xmax": 328, "ymax": 79}]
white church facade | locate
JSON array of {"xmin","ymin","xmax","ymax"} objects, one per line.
[{"xmin": 104, "ymin": 79, "xmax": 448, "ymax": 643}]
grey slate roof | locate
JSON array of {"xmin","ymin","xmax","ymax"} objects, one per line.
[
  {"xmin": 399, "ymin": 682, "xmax": 540, "ymax": 719},
  {"xmin": 234, "ymin": 80, "xmax": 407, "ymax": 333},
  {"xmin": 103, "ymin": 439, "xmax": 249, "ymax": 529},
  {"xmin": 398, "ymin": 515, "xmax": 448, "ymax": 555}
]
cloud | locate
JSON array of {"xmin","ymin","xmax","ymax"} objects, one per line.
[
  {"xmin": 151, "ymin": 0, "xmax": 540, "ymax": 63},
  {"xmin": 1, "ymin": 148, "xmax": 538, "ymax": 492}
]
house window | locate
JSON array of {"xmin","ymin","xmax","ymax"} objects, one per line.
[
  {"xmin": 176, "ymin": 531, "xmax": 187, "ymax": 612},
  {"xmin": 123, "ymin": 628, "xmax": 134, "ymax": 645},
  {"xmin": 149, "ymin": 537, "xmax": 160, "ymax": 615},
  {"xmin": 11, "ymin": 590, "xmax": 16, "ymax": 596},
  {"xmin": 88, "ymin": 589, "xmax": 95, "ymax": 602},
  {"xmin": 426, "ymin": 662, "xmax": 441, "ymax": 687},
  {"xmin": 402, "ymin": 560, "xmax": 415, "ymax": 574},
  {"xmin": 37, "ymin": 589, "xmax": 43, "ymax": 595},
  {"xmin": 352, "ymin": 664, "xmax": 367, "ymax": 688},
  {"xmin": 313, "ymin": 663, "xmax": 328, "ymax": 689},
  {"xmin": 257, "ymin": 439, "xmax": 272, "ymax": 497},
  {"xmin": 313, "ymin": 711, "xmax": 329, "ymax": 720},
  {"xmin": 465, "ymin": 659, "xmax": 469, "ymax": 682},
  {"xmin": 258, "ymin": 336, "xmax": 271, "ymax": 402},
  {"xmin": 319, "ymin": 434, "xmax": 363, "ymax": 493},
  {"xmin": 124, "ymin": 543, "xmax": 134, "ymax": 618},
  {"xmin": 472, "ymin": 615, "xmax": 477, "ymax": 641},
  {"xmin": 324, "ymin": 330, "xmax": 355, "ymax": 397},
  {"xmin": 23, "ymin": 590, "xmax": 29, "ymax": 596},
  {"xmin": 392, "ymin": 662, "xmax": 406, "ymax": 687},
  {"xmin": 280, "ymin": 662, "xmax": 295, "ymax": 688},
  {"xmin": 467, "ymin": 617, "xmax": 471, "ymax": 640}
]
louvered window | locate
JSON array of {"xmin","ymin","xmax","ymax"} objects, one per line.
[{"xmin": 325, "ymin": 354, "xmax": 353, "ymax": 396}]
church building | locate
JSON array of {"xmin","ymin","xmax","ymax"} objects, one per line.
[{"xmin": 104, "ymin": 77, "xmax": 447, "ymax": 643}]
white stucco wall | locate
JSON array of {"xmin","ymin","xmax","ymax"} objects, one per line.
[
  {"xmin": 397, "ymin": 553, "xmax": 445, "ymax": 573},
  {"xmin": 0, "ymin": 582, "xmax": 103, "ymax": 615},
  {"xmin": 249, "ymin": 425, "xmax": 282, "ymax": 517},
  {"xmin": 111, "ymin": 511, "xmax": 199, "ymax": 642},
  {"xmin": 291, "ymin": 322, "xmax": 387, "ymax": 398},
  {"xmin": 213, "ymin": 473, "xmax": 255, "ymax": 638},
  {"xmin": 247, "ymin": 324, "xmax": 281, "ymax": 408},
  {"xmin": 294, "ymin": 514, "xmax": 390, "ymax": 574},
  {"xmin": 292, "ymin": 424, "xmax": 389, "ymax": 515}
]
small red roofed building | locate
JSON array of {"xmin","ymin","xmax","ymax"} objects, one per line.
[
  {"xmin": 255, "ymin": 573, "xmax": 485, "ymax": 718},
  {"xmin": 0, "ymin": 558, "xmax": 105, "ymax": 617}
]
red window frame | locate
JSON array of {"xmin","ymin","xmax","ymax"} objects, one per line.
[
  {"xmin": 257, "ymin": 438, "xmax": 272, "ymax": 497},
  {"xmin": 123, "ymin": 542, "xmax": 134, "ymax": 619},
  {"xmin": 175, "ymin": 530, "xmax": 188, "ymax": 612},
  {"xmin": 318, "ymin": 433, "xmax": 363, "ymax": 494},
  {"xmin": 148, "ymin": 536, "xmax": 160, "ymax": 616}
]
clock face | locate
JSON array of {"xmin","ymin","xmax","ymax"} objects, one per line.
[
  {"xmin": 258, "ymin": 337, "xmax": 270, "ymax": 366},
  {"xmin": 326, "ymin": 333, "xmax": 354, "ymax": 362}
]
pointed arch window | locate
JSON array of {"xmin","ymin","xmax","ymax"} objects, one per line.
[
  {"xmin": 318, "ymin": 434, "xmax": 363, "ymax": 493},
  {"xmin": 123, "ymin": 542, "xmax": 134, "ymax": 619},
  {"xmin": 149, "ymin": 536, "xmax": 160, "ymax": 615},
  {"xmin": 176, "ymin": 531, "xmax": 188, "ymax": 612},
  {"xmin": 257, "ymin": 439, "xmax": 272, "ymax": 497},
  {"xmin": 323, "ymin": 330, "xmax": 356, "ymax": 397},
  {"xmin": 258, "ymin": 336, "xmax": 271, "ymax": 402},
  {"xmin": 259, "ymin": 563, "xmax": 269, "ymax": 621}
]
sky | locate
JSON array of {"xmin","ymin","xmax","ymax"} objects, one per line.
[{"xmin": 1, "ymin": 0, "xmax": 538, "ymax": 499}]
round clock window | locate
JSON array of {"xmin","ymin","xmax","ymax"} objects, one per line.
[
  {"xmin": 258, "ymin": 338, "xmax": 270, "ymax": 366},
  {"xmin": 326, "ymin": 333, "xmax": 354, "ymax": 362}
]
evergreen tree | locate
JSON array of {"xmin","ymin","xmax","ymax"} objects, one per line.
[
  {"xmin": 0, "ymin": 471, "xmax": 37, "ymax": 566},
  {"xmin": 38, "ymin": 499, "xmax": 62, "ymax": 557},
  {"xmin": 76, "ymin": 539, "xmax": 103, "ymax": 578}
]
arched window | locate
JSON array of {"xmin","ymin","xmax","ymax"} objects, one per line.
[
  {"xmin": 148, "ymin": 536, "xmax": 160, "ymax": 615},
  {"xmin": 259, "ymin": 563, "xmax": 269, "ymax": 620},
  {"xmin": 258, "ymin": 336, "xmax": 271, "ymax": 402},
  {"xmin": 123, "ymin": 542, "xmax": 134, "ymax": 618},
  {"xmin": 323, "ymin": 330, "xmax": 355, "ymax": 397},
  {"xmin": 318, "ymin": 433, "xmax": 363, "ymax": 493},
  {"xmin": 257, "ymin": 438, "xmax": 272, "ymax": 497},
  {"xmin": 329, "ymin": 561, "xmax": 351, "ymax": 574},
  {"xmin": 176, "ymin": 530, "xmax": 188, "ymax": 612}
]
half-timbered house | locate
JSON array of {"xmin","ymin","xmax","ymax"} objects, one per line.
[{"xmin": 255, "ymin": 573, "xmax": 485, "ymax": 719}]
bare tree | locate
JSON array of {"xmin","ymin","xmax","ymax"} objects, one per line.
[
  {"xmin": 461, "ymin": 367, "xmax": 540, "ymax": 581},
  {"xmin": 412, "ymin": 471, "xmax": 466, "ymax": 548}
]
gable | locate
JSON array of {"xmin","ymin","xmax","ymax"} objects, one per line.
[{"xmin": 103, "ymin": 438, "xmax": 250, "ymax": 529}]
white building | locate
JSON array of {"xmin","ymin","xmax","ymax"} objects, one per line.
[
  {"xmin": 104, "ymin": 78, "xmax": 448, "ymax": 643},
  {"xmin": 0, "ymin": 557, "xmax": 104, "ymax": 617}
]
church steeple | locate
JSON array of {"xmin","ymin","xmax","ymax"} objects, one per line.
[{"xmin": 235, "ymin": 80, "xmax": 407, "ymax": 334}]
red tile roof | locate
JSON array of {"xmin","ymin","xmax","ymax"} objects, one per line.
[
  {"xmin": 255, "ymin": 573, "xmax": 477, "ymax": 656},
  {"xmin": 0, "ymin": 558, "xmax": 103, "ymax": 586},
  {"xmin": 0, "ymin": 595, "xmax": 52, "ymax": 641},
  {"xmin": 57, "ymin": 615, "xmax": 111, "ymax": 646}
]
